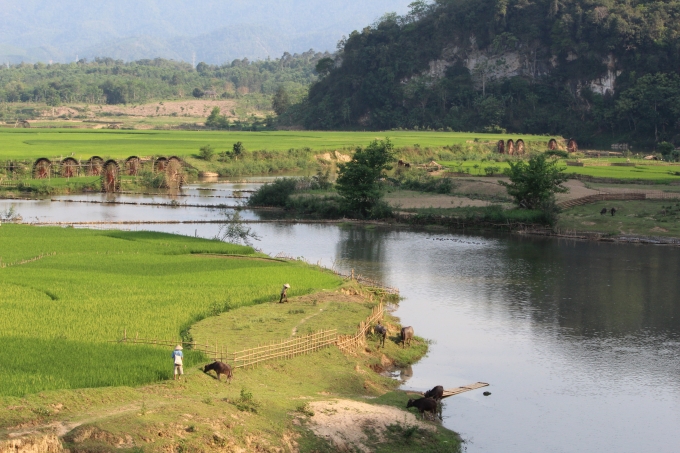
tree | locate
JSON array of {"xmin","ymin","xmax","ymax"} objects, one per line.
[
  {"xmin": 213, "ymin": 211, "xmax": 260, "ymax": 246},
  {"xmin": 199, "ymin": 144, "xmax": 215, "ymax": 161},
  {"xmin": 499, "ymin": 154, "xmax": 568, "ymax": 210},
  {"xmin": 315, "ymin": 57, "xmax": 334, "ymax": 77},
  {"xmin": 233, "ymin": 142, "xmax": 245, "ymax": 159},
  {"xmin": 336, "ymin": 139, "xmax": 395, "ymax": 217},
  {"xmin": 272, "ymin": 86, "xmax": 290, "ymax": 115},
  {"xmin": 205, "ymin": 106, "xmax": 229, "ymax": 129}
]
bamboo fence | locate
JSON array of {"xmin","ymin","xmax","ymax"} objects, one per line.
[
  {"xmin": 113, "ymin": 303, "xmax": 386, "ymax": 367},
  {"xmin": 336, "ymin": 303, "xmax": 385, "ymax": 354},
  {"xmin": 110, "ymin": 330, "xmax": 229, "ymax": 362},
  {"xmin": 231, "ymin": 329, "xmax": 338, "ymax": 369}
]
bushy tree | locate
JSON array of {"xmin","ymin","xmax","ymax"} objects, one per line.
[
  {"xmin": 205, "ymin": 107, "xmax": 230, "ymax": 129},
  {"xmin": 199, "ymin": 144, "xmax": 215, "ymax": 161},
  {"xmin": 232, "ymin": 141, "xmax": 245, "ymax": 159},
  {"xmin": 499, "ymin": 154, "xmax": 569, "ymax": 210},
  {"xmin": 272, "ymin": 86, "xmax": 290, "ymax": 115},
  {"xmin": 336, "ymin": 139, "xmax": 395, "ymax": 217}
]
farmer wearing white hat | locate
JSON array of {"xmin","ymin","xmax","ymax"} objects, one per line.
[
  {"xmin": 172, "ymin": 345, "xmax": 184, "ymax": 380},
  {"xmin": 279, "ymin": 283, "xmax": 291, "ymax": 303}
]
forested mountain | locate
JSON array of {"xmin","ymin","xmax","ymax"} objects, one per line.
[
  {"xmin": 0, "ymin": 51, "xmax": 325, "ymax": 106},
  {"xmin": 0, "ymin": 0, "xmax": 411, "ymax": 64},
  {"xmin": 300, "ymin": 0, "xmax": 680, "ymax": 147}
]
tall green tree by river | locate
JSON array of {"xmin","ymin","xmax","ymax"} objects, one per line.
[{"xmin": 336, "ymin": 139, "xmax": 396, "ymax": 217}]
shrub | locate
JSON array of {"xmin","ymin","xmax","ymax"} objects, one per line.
[
  {"xmin": 199, "ymin": 144, "xmax": 215, "ymax": 161},
  {"xmin": 247, "ymin": 178, "xmax": 298, "ymax": 207}
]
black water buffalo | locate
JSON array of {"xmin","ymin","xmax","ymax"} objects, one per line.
[
  {"xmin": 401, "ymin": 326, "xmax": 414, "ymax": 348},
  {"xmin": 407, "ymin": 397, "xmax": 437, "ymax": 420},
  {"xmin": 374, "ymin": 324, "xmax": 387, "ymax": 348},
  {"xmin": 600, "ymin": 208, "xmax": 607, "ymax": 215},
  {"xmin": 424, "ymin": 385, "xmax": 444, "ymax": 401},
  {"xmin": 610, "ymin": 207, "xmax": 617, "ymax": 216},
  {"xmin": 203, "ymin": 361, "xmax": 233, "ymax": 383}
]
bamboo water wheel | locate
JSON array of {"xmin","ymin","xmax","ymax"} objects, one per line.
[
  {"xmin": 32, "ymin": 158, "xmax": 52, "ymax": 179},
  {"xmin": 101, "ymin": 160, "xmax": 120, "ymax": 192},
  {"xmin": 125, "ymin": 156, "xmax": 141, "ymax": 175},
  {"xmin": 507, "ymin": 139, "xmax": 515, "ymax": 155},
  {"xmin": 567, "ymin": 139, "xmax": 578, "ymax": 153},
  {"xmin": 164, "ymin": 158, "xmax": 185, "ymax": 189},
  {"xmin": 87, "ymin": 156, "xmax": 104, "ymax": 176},
  {"xmin": 516, "ymin": 139, "xmax": 525, "ymax": 155},
  {"xmin": 548, "ymin": 139, "xmax": 558, "ymax": 150},
  {"xmin": 497, "ymin": 140, "xmax": 505, "ymax": 154},
  {"xmin": 154, "ymin": 157, "xmax": 168, "ymax": 172},
  {"xmin": 61, "ymin": 158, "xmax": 79, "ymax": 178}
]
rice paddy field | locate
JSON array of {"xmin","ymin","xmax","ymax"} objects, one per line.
[
  {"xmin": 440, "ymin": 158, "xmax": 680, "ymax": 183},
  {"xmin": 0, "ymin": 225, "xmax": 342, "ymax": 396},
  {"xmin": 0, "ymin": 128, "xmax": 540, "ymax": 160}
]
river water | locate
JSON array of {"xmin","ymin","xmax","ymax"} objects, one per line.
[{"xmin": 1, "ymin": 182, "xmax": 679, "ymax": 453}]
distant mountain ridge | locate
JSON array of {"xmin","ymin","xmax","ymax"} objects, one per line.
[{"xmin": 0, "ymin": 0, "xmax": 411, "ymax": 64}]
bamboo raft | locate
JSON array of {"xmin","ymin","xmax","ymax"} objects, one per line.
[{"xmin": 410, "ymin": 382, "xmax": 489, "ymax": 399}]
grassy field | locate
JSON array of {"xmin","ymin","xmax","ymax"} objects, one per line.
[
  {"xmin": 0, "ymin": 225, "xmax": 342, "ymax": 396},
  {"xmin": 440, "ymin": 159, "xmax": 680, "ymax": 183},
  {"xmin": 0, "ymin": 129, "xmax": 542, "ymax": 161},
  {"xmin": 557, "ymin": 200, "xmax": 680, "ymax": 237}
]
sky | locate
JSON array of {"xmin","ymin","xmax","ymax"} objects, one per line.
[{"xmin": 0, "ymin": 0, "xmax": 413, "ymax": 64}]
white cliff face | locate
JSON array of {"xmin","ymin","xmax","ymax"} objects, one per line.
[
  {"xmin": 464, "ymin": 50, "xmax": 522, "ymax": 82},
  {"xmin": 420, "ymin": 46, "xmax": 619, "ymax": 95},
  {"xmin": 588, "ymin": 54, "xmax": 619, "ymax": 95}
]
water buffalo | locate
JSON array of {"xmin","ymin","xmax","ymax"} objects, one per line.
[
  {"xmin": 424, "ymin": 385, "xmax": 444, "ymax": 401},
  {"xmin": 203, "ymin": 361, "xmax": 233, "ymax": 383},
  {"xmin": 407, "ymin": 397, "xmax": 437, "ymax": 420},
  {"xmin": 600, "ymin": 208, "xmax": 607, "ymax": 215},
  {"xmin": 401, "ymin": 326, "xmax": 414, "ymax": 348},
  {"xmin": 610, "ymin": 207, "xmax": 617, "ymax": 216},
  {"xmin": 374, "ymin": 324, "xmax": 387, "ymax": 348}
]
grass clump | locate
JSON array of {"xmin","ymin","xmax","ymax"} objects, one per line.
[{"xmin": 234, "ymin": 387, "xmax": 261, "ymax": 413}]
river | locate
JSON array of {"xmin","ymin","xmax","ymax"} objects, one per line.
[{"xmin": 1, "ymin": 182, "xmax": 679, "ymax": 453}]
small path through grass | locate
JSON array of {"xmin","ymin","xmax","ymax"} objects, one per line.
[{"xmin": 290, "ymin": 301, "xmax": 331, "ymax": 337}]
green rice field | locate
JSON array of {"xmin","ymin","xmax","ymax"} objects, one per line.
[
  {"xmin": 0, "ymin": 225, "xmax": 342, "ymax": 396},
  {"xmin": 0, "ymin": 129, "xmax": 541, "ymax": 160},
  {"xmin": 440, "ymin": 159, "xmax": 680, "ymax": 183}
]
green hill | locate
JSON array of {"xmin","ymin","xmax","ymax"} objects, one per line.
[{"xmin": 299, "ymin": 0, "xmax": 680, "ymax": 149}]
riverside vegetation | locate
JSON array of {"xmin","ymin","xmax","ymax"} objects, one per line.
[{"xmin": 0, "ymin": 225, "xmax": 461, "ymax": 452}]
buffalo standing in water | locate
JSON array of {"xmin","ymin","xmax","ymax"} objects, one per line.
[
  {"xmin": 407, "ymin": 397, "xmax": 437, "ymax": 420},
  {"xmin": 424, "ymin": 385, "xmax": 444, "ymax": 401}
]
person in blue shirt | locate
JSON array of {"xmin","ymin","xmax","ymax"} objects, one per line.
[{"xmin": 172, "ymin": 345, "xmax": 184, "ymax": 380}]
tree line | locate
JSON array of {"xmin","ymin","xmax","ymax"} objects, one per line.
[
  {"xmin": 0, "ymin": 50, "xmax": 328, "ymax": 107},
  {"xmin": 292, "ymin": 0, "xmax": 680, "ymax": 149}
]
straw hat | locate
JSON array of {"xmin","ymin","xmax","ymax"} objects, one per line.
[
  {"xmin": 175, "ymin": 345, "xmax": 183, "ymax": 350},
  {"xmin": 284, "ymin": 283, "xmax": 291, "ymax": 288}
]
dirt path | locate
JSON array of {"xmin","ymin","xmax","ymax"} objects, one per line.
[
  {"xmin": 306, "ymin": 399, "xmax": 434, "ymax": 453},
  {"xmin": 290, "ymin": 301, "xmax": 330, "ymax": 336},
  {"xmin": 3, "ymin": 402, "xmax": 152, "ymax": 441}
]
